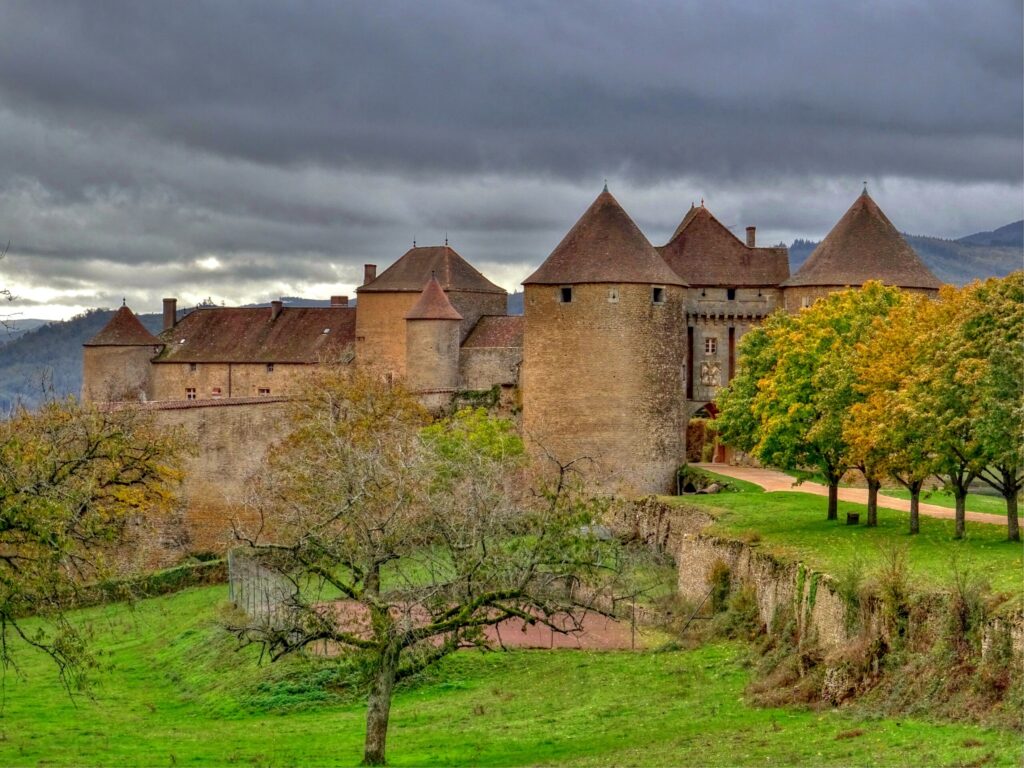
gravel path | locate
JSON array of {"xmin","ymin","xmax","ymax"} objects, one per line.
[{"xmin": 691, "ymin": 463, "xmax": 1005, "ymax": 526}]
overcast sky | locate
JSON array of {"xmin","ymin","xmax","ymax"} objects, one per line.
[{"xmin": 0, "ymin": 1, "xmax": 1021, "ymax": 320}]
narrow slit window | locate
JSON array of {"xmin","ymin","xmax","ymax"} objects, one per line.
[
  {"xmin": 652, "ymin": 286, "xmax": 665, "ymax": 304},
  {"xmin": 726, "ymin": 288, "xmax": 736, "ymax": 300},
  {"xmin": 607, "ymin": 286, "xmax": 619, "ymax": 303},
  {"xmin": 560, "ymin": 286, "xmax": 573, "ymax": 303}
]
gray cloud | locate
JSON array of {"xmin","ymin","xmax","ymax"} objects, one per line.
[{"xmin": 0, "ymin": 1, "xmax": 1019, "ymax": 318}]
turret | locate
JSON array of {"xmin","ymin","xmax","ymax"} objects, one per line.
[
  {"xmin": 404, "ymin": 276, "xmax": 463, "ymax": 412},
  {"xmin": 82, "ymin": 304, "xmax": 162, "ymax": 403},
  {"xmin": 521, "ymin": 188, "xmax": 688, "ymax": 493}
]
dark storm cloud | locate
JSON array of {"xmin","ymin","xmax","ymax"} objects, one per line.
[{"xmin": 0, "ymin": 1, "xmax": 1019, "ymax": 317}]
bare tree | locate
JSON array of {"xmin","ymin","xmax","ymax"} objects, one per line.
[{"xmin": 229, "ymin": 368, "xmax": 619, "ymax": 766}]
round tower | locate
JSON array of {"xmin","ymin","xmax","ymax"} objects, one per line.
[
  {"xmin": 82, "ymin": 304, "xmax": 163, "ymax": 403},
  {"xmin": 405, "ymin": 276, "xmax": 463, "ymax": 412},
  {"xmin": 522, "ymin": 188, "xmax": 688, "ymax": 494}
]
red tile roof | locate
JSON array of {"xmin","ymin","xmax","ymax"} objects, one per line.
[
  {"xmin": 405, "ymin": 276, "xmax": 464, "ymax": 320},
  {"xmin": 782, "ymin": 192, "xmax": 942, "ymax": 289},
  {"xmin": 658, "ymin": 205, "xmax": 790, "ymax": 287},
  {"xmin": 462, "ymin": 315, "xmax": 524, "ymax": 348},
  {"xmin": 153, "ymin": 306, "xmax": 356, "ymax": 363},
  {"xmin": 85, "ymin": 306, "xmax": 162, "ymax": 346},
  {"xmin": 523, "ymin": 189, "xmax": 687, "ymax": 286},
  {"xmin": 358, "ymin": 245, "xmax": 505, "ymax": 294}
]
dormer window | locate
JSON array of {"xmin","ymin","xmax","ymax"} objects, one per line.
[
  {"xmin": 652, "ymin": 286, "xmax": 665, "ymax": 304},
  {"xmin": 560, "ymin": 286, "xmax": 573, "ymax": 303}
]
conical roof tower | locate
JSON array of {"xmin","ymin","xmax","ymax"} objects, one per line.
[
  {"xmin": 85, "ymin": 305, "xmax": 161, "ymax": 346},
  {"xmin": 783, "ymin": 191, "xmax": 941, "ymax": 290},
  {"xmin": 405, "ymin": 276, "xmax": 464, "ymax": 320},
  {"xmin": 523, "ymin": 188, "xmax": 686, "ymax": 286}
]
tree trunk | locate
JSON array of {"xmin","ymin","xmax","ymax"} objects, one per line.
[
  {"xmin": 363, "ymin": 645, "xmax": 400, "ymax": 766},
  {"xmin": 827, "ymin": 480, "xmax": 838, "ymax": 521},
  {"xmin": 909, "ymin": 483, "xmax": 922, "ymax": 535},
  {"xmin": 953, "ymin": 490, "xmax": 967, "ymax": 540},
  {"xmin": 865, "ymin": 478, "xmax": 880, "ymax": 527},
  {"xmin": 1005, "ymin": 489, "xmax": 1020, "ymax": 543}
]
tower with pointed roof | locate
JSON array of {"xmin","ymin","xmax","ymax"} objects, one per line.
[
  {"xmin": 658, "ymin": 201, "xmax": 790, "ymax": 414},
  {"xmin": 782, "ymin": 190, "xmax": 941, "ymax": 311},
  {"xmin": 355, "ymin": 244, "xmax": 507, "ymax": 378},
  {"xmin": 82, "ymin": 305, "xmax": 163, "ymax": 402},
  {"xmin": 522, "ymin": 188, "xmax": 688, "ymax": 493},
  {"xmin": 404, "ymin": 275, "xmax": 464, "ymax": 411}
]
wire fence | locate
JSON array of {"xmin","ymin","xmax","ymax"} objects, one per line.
[{"xmin": 227, "ymin": 548, "xmax": 295, "ymax": 624}]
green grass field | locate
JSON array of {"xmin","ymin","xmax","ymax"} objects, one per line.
[
  {"xmin": 0, "ymin": 586, "xmax": 1019, "ymax": 767},
  {"xmin": 668, "ymin": 473, "xmax": 1023, "ymax": 595}
]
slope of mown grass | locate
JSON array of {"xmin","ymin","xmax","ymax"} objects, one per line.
[
  {"xmin": 0, "ymin": 586, "xmax": 1019, "ymax": 767},
  {"xmin": 666, "ymin": 473, "xmax": 1022, "ymax": 595}
]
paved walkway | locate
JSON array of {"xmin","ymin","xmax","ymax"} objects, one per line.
[{"xmin": 692, "ymin": 463, "xmax": 1005, "ymax": 526}]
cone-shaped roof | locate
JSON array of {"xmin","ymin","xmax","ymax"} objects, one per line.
[
  {"xmin": 405, "ymin": 276, "xmax": 463, "ymax": 320},
  {"xmin": 85, "ymin": 305, "xmax": 161, "ymax": 346},
  {"xmin": 782, "ymin": 192, "xmax": 941, "ymax": 289},
  {"xmin": 359, "ymin": 245, "xmax": 505, "ymax": 294},
  {"xmin": 658, "ymin": 204, "xmax": 790, "ymax": 287},
  {"xmin": 523, "ymin": 189, "xmax": 686, "ymax": 286}
]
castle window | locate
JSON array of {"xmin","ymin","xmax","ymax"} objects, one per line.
[
  {"xmin": 258, "ymin": 387, "xmax": 270, "ymax": 396},
  {"xmin": 560, "ymin": 286, "xmax": 573, "ymax": 303},
  {"xmin": 704, "ymin": 337, "xmax": 718, "ymax": 355},
  {"xmin": 189, "ymin": 363, "xmax": 197, "ymax": 373},
  {"xmin": 652, "ymin": 286, "xmax": 665, "ymax": 304},
  {"xmin": 607, "ymin": 287, "xmax": 619, "ymax": 303},
  {"xmin": 801, "ymin": 296, "xmax": 812, "ymax": 309},
  {"xmin": 185, "ymin": 387, "xmax": 196, "ymax": 400},
  {"xmin": 211, "ymin": 387, "xmax": 222, "ymax": 398},
  {"xmin": 727, "ymin": 288, "xmax": 737, "ymax": 301},
  {"xmin": 266, "ymin": 363, "xmax": 274, "ymax": 373}
]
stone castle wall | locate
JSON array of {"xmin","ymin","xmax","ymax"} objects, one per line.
[
  {"xmin": 782, "ymin": 285, "xmax": 937, "ymax": 313},
  {"xmin": 82, "ymin": 345, "xmax": 158, "ymax": 402},
  {"xmin": 522, "ymin": 282, "xmax": 686, "ymax": 494},
  {"xmin": 459, "ymin": 346, "xmax": 521, "ymax": 390},
  {"xmin": 149, "ymin": 362, "xmax": 313, "ymax": 401}
]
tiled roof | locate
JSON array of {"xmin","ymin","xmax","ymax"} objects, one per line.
[
  {"xmin": 153, "ymin": 306, "xmax": 356, "ymax": 363},
  {"xmin": 85, "ymin": 306, "xmax": 162, "ymax": 346},
  {"xmin": 523, "ymin": 189, "xmax": 687, "ymax": 286},
  {"xmin": 782, "ymin": 192, "xmax": 942, "ymax": 289},
  {"xmin": 358, "ymin": 245, "xmax": 505, "ymax": 294},
  {"xmin": 658, "ymin": 205, "xmax": 790, "ymax": 287},
  {"xmin": 405, "ymin": 277, "xmax": 463, "ymax": 320},
  {"xmin": 462, "ymin": 315, "xmax": 524, "ymax": 348}
]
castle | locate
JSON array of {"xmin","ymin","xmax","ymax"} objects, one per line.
[{"xmin": 82, "ymin": 188, "xmax": 941, "ymax": 555}]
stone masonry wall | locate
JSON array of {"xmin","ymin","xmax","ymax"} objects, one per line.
[
  {"xmin": 82, "ymin": 345, "xmax": 159, "ymax": 403},
  {"xmin": 522, "ymin": 282, "xmax": 686, "ymax": 494},
  {"xmin": 149, "ymin": 362, "xmax": 313, "ymax": 401},
  {"xmin": 459, "ymin": 346, "xmax": 521, "ymax": 390}
]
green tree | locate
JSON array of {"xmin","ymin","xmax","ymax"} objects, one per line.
[
  {"xmin": 0, "ymin": 398, "xmax": 182, "ymax": 687},
  {"xmin": 230, "ymin": 369, "xmax": 618, "ymax": 766},
  {"xmin": 958, "ymin": 273, "xmax": 1024, "ymax": 541}
]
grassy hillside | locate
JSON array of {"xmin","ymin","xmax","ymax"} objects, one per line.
[{"xmin": 0, "ymin": 585, "xmax": 1017, "ymax": 767}]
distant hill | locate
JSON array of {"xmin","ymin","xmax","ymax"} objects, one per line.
[
  {"xmin": 1, "ymin": 222, "xmax": 1017, "ymax": 408},
  {"xmin": 788, "ymin": 222, "xmax": 1023, "ymax": 285}
]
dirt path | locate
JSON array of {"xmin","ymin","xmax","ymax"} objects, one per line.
[{"xmin": 692, "ymin": 463, "xmax": 1005, "ymax": 526}]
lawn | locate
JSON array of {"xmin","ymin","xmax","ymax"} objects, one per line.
[
  {"xmin": 0, "ymin": 586, "xmax": 1019, "ymax": 766},
  {"xmin": 669, "ymin": 471, "xmax": 1023, "ymax": 595}
]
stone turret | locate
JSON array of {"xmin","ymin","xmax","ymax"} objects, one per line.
[
  {"xmin": 521, "ymin": 188, "xmax": 688, "ymax": 493},
  {"xmin": 404, "ymin": 276, "xmax": 463, "ymax": 412},
  {"xmin": 355, "ymin": 245, "xmax": 506, "ymax": 378},
  {"xmin": 782, "ymin": 190, "xmax": 942, "ymax": 311},
  {"xmin": 82, "ymin": 305, "xmax": 162, "ymax": 403}
]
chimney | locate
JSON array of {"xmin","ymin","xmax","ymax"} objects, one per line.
[
  {"xmin": 363, "ymin": 264, "xmax": 377, "ymax": 285},
  {"xmin": 331, "ymin": 295, "xmax": 349, "ymax": 307},
  {"xmin": 162, "ymin": 298, "xmax": 177, "ymax": 331},
  {"xmin": 270, "ymin": 299, "xmax": 283, "ymax": 320},
  {"xmin": 745, "ymin": 226, "xmax": 756, "ymax": 247}
]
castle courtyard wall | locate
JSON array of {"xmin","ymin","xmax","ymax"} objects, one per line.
[{"xmin": 459, "ymin": 346, "xmax": 521, "ymax": 390}]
